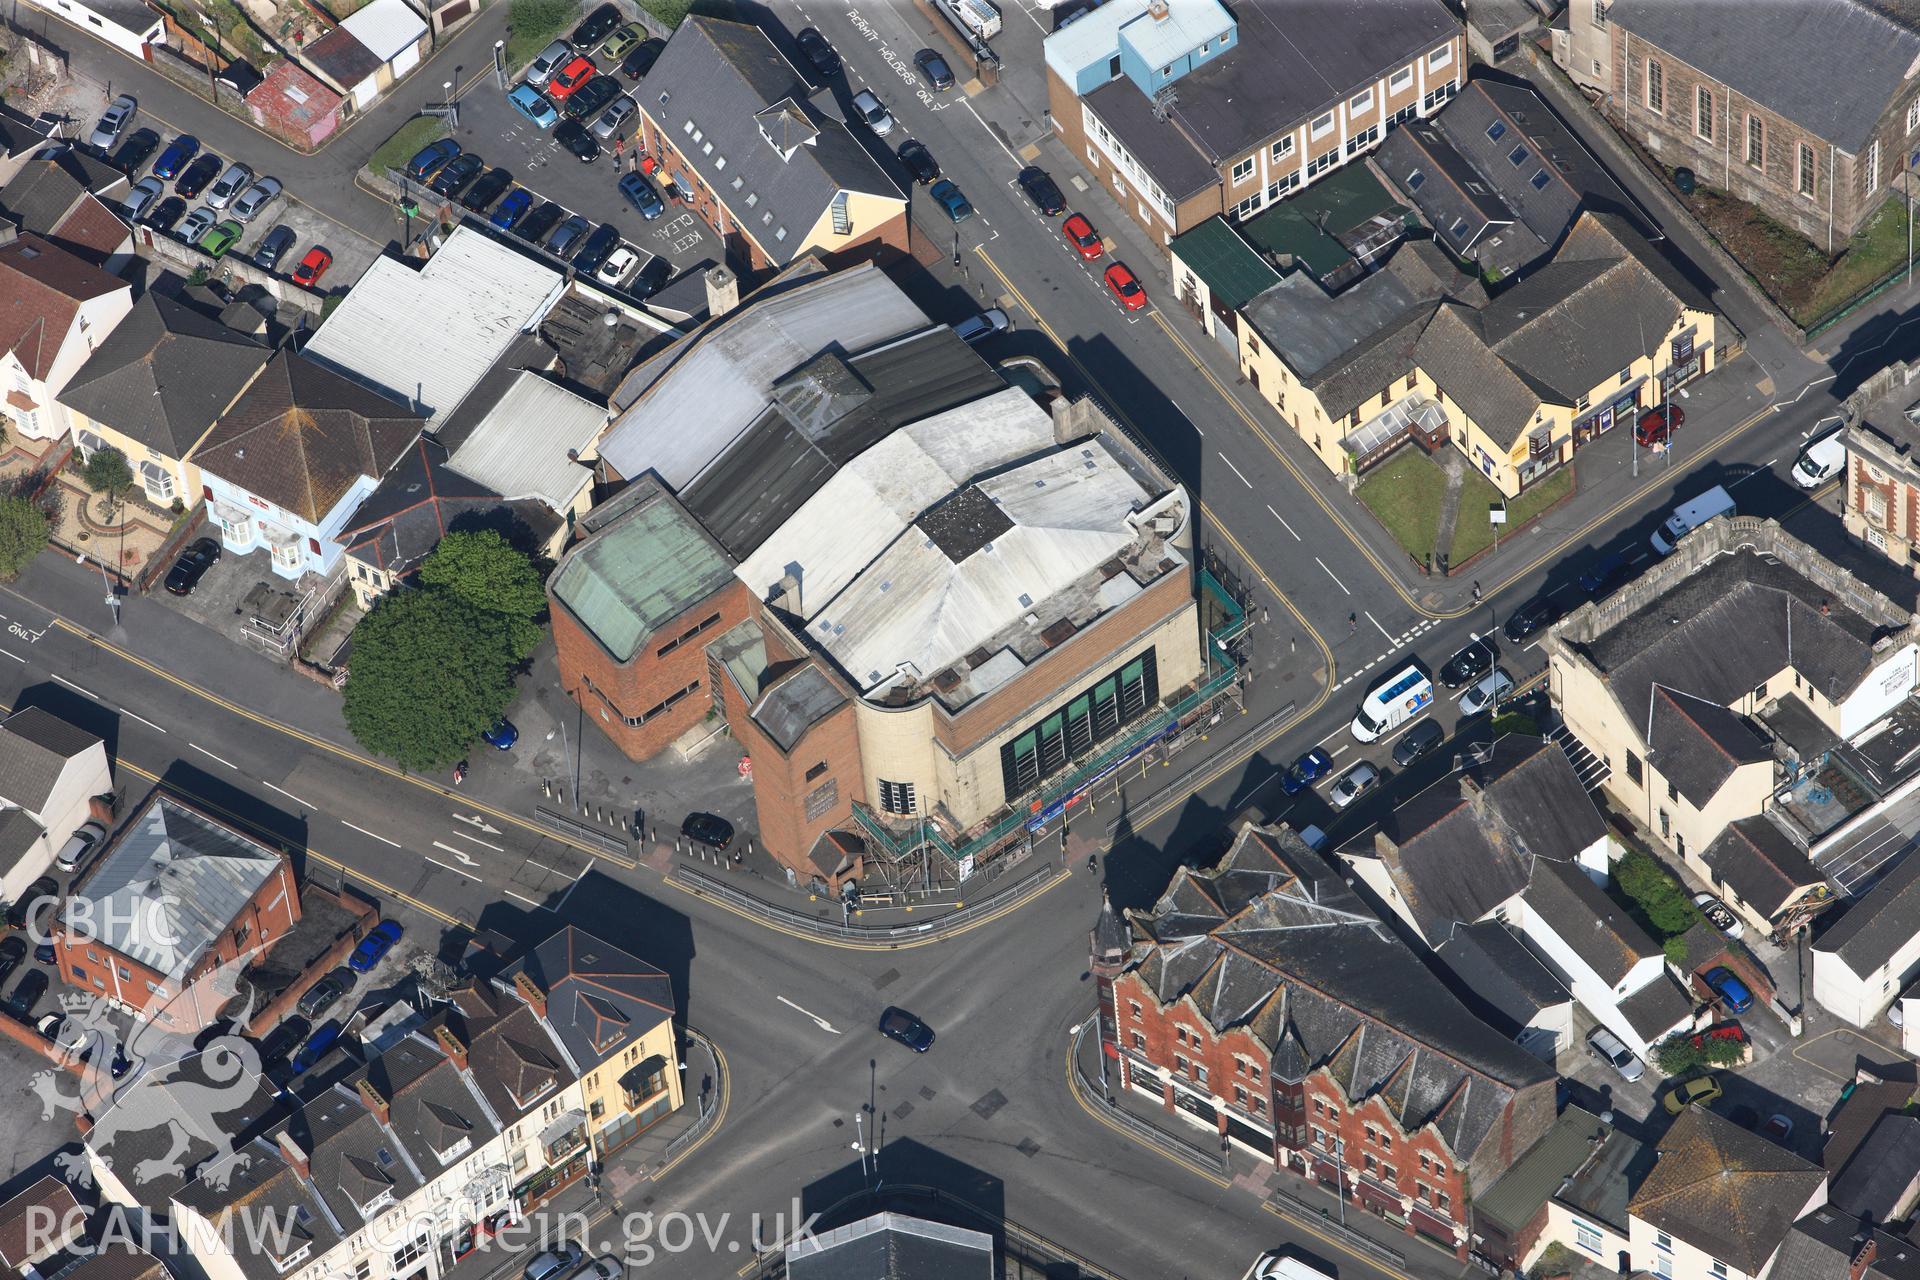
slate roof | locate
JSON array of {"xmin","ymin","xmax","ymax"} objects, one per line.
[
  {"xmin": 339, "ymin": 434, "xmax": 561, "ymax": 580},
  {"xmin": 1616, "ymin": 973, "xmax": 1693, "ymax": 1042},
  {"xmin": 1170, "ymin": 217, "xmax": 1282, "ymax": 311},
  {"xmin": 1702, "ymin": 817, "xmax": 1822, "ymax": 920},
  {"xmin": 0, "ymin": 232, "xmax": 126, "ymax": 382},
  {"xmin": 1414, "ymin": 301, "xmax": 1545, "ymax": 447},
  {"xmin": 786, "ymin": 1211, "xmax": 994, "ymax": 1280},
  {"xmin": 1629, "ymin": 1107, "xmax": 1826, "ymax": 1276},
  {"xmin": 1125, "ymin": 825, "xmax": 1551, "ymax": 1169},
  {"xmin": 0, "ymin": 706, "xmax": 100, "ymax": 811},
  {"xmin": 641, "ymin": 17, "xmax": 902, "ymax": 266},
  {"xmin": 503, "ymin": 926, "xmax": 674, "ymax": 1068},
  {"xmin": 1607, "ymin": 0, "xmax": 1920, "ymax": 153},
  {"xmin": 1645, "ymin": 685, "xmax": 1774, "ymax": 809},
  {"xmin": 1521, "ymin": 859, "xmax": 1660, "ymax": 987},
  {"xmin": 305, "ymin": 25, "xmax": 383, "ymax": 88},
  {"xmin": 450, "ymin": 985, "xmax": 571, "ymax": 1121},
  {"xmin": 0, "ymin": 1177, "xmax": 80, "ymax": 1268},
  {"xmin": 0, "ymin": 152, "xmax": 120, "ymax": 233},
  {"xmin": 1817, "ymin": 848, "xmax": 1920, "ymax": 976},
  {"xmin": 0, "ymin": 105, "xmax": 52, "ymax": 162},
  {"xmin": 60, "ymin": 292, "xmax": 268, "ymax": 456},
  {"xmin": 86, "ymin": 1050, "xmax": 290, "ymax": 1209},
  {"xmin": 0, "ymin": 808, "xmax": 43, "ymax": 865},
  {"xmin": 1474, "ymin": 1106, "xmax": 1618, "ymax": 1235},
  {"xmin": 1376, "ymin": 114, "xmax": 1522, "ymax": 262},
  {"xmin": 1830, "ymin": 1113, "xmax": 1920, "ymax": 1220},
  {"xmin": 192, "ymin": 350, "xmax": 422, "ymax": 522},
  {"xmin": 1773, "ymin": 1206, "xmax": 1920, "ymax": 1280},
  {"xmin": 1434, "ymin": 919, "xmax": 1567, "ymax": 1034}
]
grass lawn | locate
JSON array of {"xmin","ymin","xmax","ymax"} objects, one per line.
[
  {"xmin": 506, "ymin": 0, "xmax": 582, "ymax": 69},
  {"xmin": 638, "ymin": 0, "xmax": 692, "ymax": 26},
  {"xmin": 368, "ymin": 116, "xmax": 448, "ymax": 177},
  {"xmin": 1679, "ymin": 180, "xmax": 1909, "ymax": 327},
  {"xmin": 1356, "ymin": 450, "xmax": 1448, "ymax": 567},
  {"xmin": 1449, "ymin": 468, "xmax": 1573, "ymax": 564},
  {"xmin": 1799, "ymin": 200, "xmax": 1910, "ymax": 324}
]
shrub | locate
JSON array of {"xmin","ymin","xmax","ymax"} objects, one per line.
[{"xmin": 1614, "ymin": 847, "xmax": 1700, "ymax": 938}]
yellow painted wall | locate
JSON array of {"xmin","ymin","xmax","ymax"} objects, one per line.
[
  {"xmin": 796, "ymin": 190, "xmax": 908, "ymax": 260},
  {"xmin": 579, "ymin": 1019, "xmax": 683, "ymax": 1147},
  {"xmin": 71, "ymin": 412, "xmax": 201, "ymax": 508}
]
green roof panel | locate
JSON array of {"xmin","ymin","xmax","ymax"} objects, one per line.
[
  {"xmin": 1170, "ymin": 217, "xmax": 1281, "ymax": 310},
  {"xmin": 551, "ymin": 487, "xmax": 736, "ymax": 662}
]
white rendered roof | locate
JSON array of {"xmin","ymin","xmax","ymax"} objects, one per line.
[
  {"xmin": 339, "ymin": 0, "xmax": 427, "ymax": 61},
  {"xmin": 446, "ymin": 370, "xmax": 604, "ymax": 512},
  {"xmin": 303, "ymin": 227, "xmax": 566, "ymax": 431}
]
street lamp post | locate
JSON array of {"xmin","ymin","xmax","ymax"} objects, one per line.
[
  {"xmin": 493, "ymin": 38, "xmax": 507, "ymax": 90},
  {"xmin": 1333, "ymin": 1137, "xmax": 1348, "ymax": 1227}
]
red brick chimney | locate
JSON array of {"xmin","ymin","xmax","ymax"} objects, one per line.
[
  {"xmin": 513, "ymin": 972, "xmax": 548, "ymax": 1019},
  {"xmin": 434, "ymin": 1025, "xmax": 470, "ymax": 1072},
  {"xmin": 355, "ymin": 1079, "xmax": 390, "ymax": 1126},
  {"xmin": 276, "ymin": 1131, "xmax": 310, "ymax": 1179},
  {"xmin": 1853, "ymin": 1239, "xmax": 1879, "ymax": 1280}
]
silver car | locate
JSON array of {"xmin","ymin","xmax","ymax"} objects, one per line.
[
  {"xmin": 231, "ymin": 176, "xmax": 282, "ymax": 222},
  {"xmin": 525, "ymin": 38, "xmax": 572, "ymax": 86},
  {"xmin": 207, "ymin": 162, "xmax": 253, "ymax": 209},
  {"xmin": 1459, "ymin": 667, "xmax": 1515, "ymax": 717},
  {"xmin": 591, "ymin": 94, "xmax": 637, "ymax": 140},
  {"xmin": 851, "ymin": 88, "xmax": 894, "ymax": 136},
  {"xmin": 122, "ymin": 177, "xmax": 165, "ymax": 222},
  {"xmin": 177, "ymin": 206, "xmax": 218, "ymax": 243},
  {"xmin": 1328, "ymin": 762, "xmax": 1379, "ymax": 810},
  {"xmin": 88, "ymin": 94, "xmax": 136, "ymax": 151}
]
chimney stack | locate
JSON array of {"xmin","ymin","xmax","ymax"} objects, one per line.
[
  {"xmin": 1852, "ymin": 1239, "xmax": 1879, "ymax": 1280},
  {"xmin": 705, "ymin": 265, "xmax": 739, "ymax": 318},
  {"xmin": 276, "ymin": 1131, "xmax": 310, "ymax": 1179},
  {"xmin": 0, "ymin": 224, "xmax": 17, "ymax": 249},
  {"xmin": 513, "ymin": 971, "xmax": 548, "ymax": 1019},
  {"xmin": 434, "ymin": 1025, "xmax": 470, "ymax": 1072},
  {"xmin": 355, "ymin": 1079, "xmax": 391, "ymax": 1126},
  {"xmin": 1147, "ymin": 0, "xmax": 1169, "ymax": 20}
]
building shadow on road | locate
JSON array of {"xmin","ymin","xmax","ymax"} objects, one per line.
[{"xmin": 8, "ymin": 679, "xmax": 123, "ymax": 768}]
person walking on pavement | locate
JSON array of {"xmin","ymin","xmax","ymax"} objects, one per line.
[
  {"xmin": 1348, "ymin": 612, "xmax": 1358, "ymax": 636},
  {"xmin": 1471, "ymin": 580, "xmax": 1482, "ymax": 603}
]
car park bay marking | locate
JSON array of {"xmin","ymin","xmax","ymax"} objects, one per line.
[{"xmin": 777, "ymin": 995, "xmax": 841, "ymax": 1035}]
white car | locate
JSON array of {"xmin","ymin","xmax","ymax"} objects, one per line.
[
  {"xmin": 231, "ymin": 176, "xmax": 282, "ymax": 222},
  {"xmin": 595, "ymin": 243, "xmax": 639, "ymax": 285},
  {"xmin": 523, "ymin": 1249, "xmax": 582, "ymax": 1280},
  {"xmin": 1586, "ymin": 1026, "xmax": 1645, "ymax": 1082},
  {"xmin": 88, "ymin": 94, "xmax": 136, "ymax": 151},
  {"xmin": 1459, "ymin": 667, "xmax": 1514, "ymax": 716},
  {"xmin": 525, "ymin": 39, "xmax": 572, "ymax": 86},
  {"xmin": 207, "ymin": 162, "xmax": 253, "ymax": 209},
  {"xmin": 1328, "ymin": 762, "xmax": 1379, "ymax": 810},
  {"xmin": 1691, "ymin": 891, "xmax": 1745, "ymax": 940},
  {"xmin": 851, "ymin": 88, "xmax": 894, "ymax": 136},
  {"xmin": 55, "ymin": 821, "xmax": 106, "ymax": 875},
  {"xmin": 177, "ymin": 206, "xmax": 219, "ymax": 243}
]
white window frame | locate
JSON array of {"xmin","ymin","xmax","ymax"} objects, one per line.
[
  {"xmin": 1798, "ymin": 141, "xmax": 1816, "ymax": 198},
  {"xmin": 1231, "ymin": 156, "xmax": 1255, "ymax": 185},
  {"xmin": 1427, "ymin": 44, "xmax": 1452, "ymax": 71},
  {"xmin": 1592, "ymin": 0, "xmax": 1607, "ymax": 26},
  {"xmin": 1310, "ymin": 111, "xmax": 1334, "ymax": 139},
  {"xmin": 1746, "ymin": 114, "xmax": 1764, "ymax": 169},
  {"xmin": 1869, "ymin": 139, "xmax": 1882, "ymax": 193},
  {"xmin": 1910, "ymin": 98, "xmax": 1920, "ymax": 134},
  {"xmin": 1695, "ymin": 84, "xmax": 1712, "ymax": 141},
  {"xmin": 1271, "ymin": 135, "xmax": 1294, "ymax": 162},
  {"xmin": 1349, "ymin": 87, "xmax": 1373, "ymax": 116},
  {"xmin": 1389, "ymin": 64, "xmax": 1413, "ymax": 92},
  {"xmin": 1645, "ymin": 58, "xmax": 1663, "ymax": 113}
]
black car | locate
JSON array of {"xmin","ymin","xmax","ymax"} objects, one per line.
[
  {"xmin": 517, "ymin": 200, "xmax": 566, "ymax": 244},
  {"xmin": 555, "ymin": 119, "xmax": 601, "ymax": 163},
  {"xmin": 1016, "ymin": 165, "xmax": 1066, "ymax": 216},
  {"xmin": 296, "ymin": 967, "xmax": 354, "ymax": 1020},
  {"xmin": 252, "ymin": 224, "xmax": 296, "ymax": 271},
  {"xmin": 111, "ymin": 127, "xmax": 160, "ymax": 175},
  {"xmin": 547, "ymin": 214, "xmax": 590, "ymax": 257},
  {"xmin": 254, "ymin": 1014, "xmax": 310, "ymax": 1064},
  {"xmin": 619, "ymin": 37, "xmax": 664, "ymax": 79},
  {"xmin": 795, "ymin": 27, "xmax": 841, "ymax": 79},
  {"xmin": 1578, "ymin": 551, "xmax": 1632, "ymax": 599},
  {"xmin": 1392, "ymin": 717, "xmax": 1446, "ymax": 767},
  {"xmin": 571, "ymin": 2, "xmax": 621, "ymax": 48},
  {"xmin": 5, "ymin": 878, "xmax": 57, "ymax": 931},
  {"xmin": 632, "ymin": 254, "xmax": 671, "ymax": 298},
  {"xmin": 5, "ymin": 970, "xmax": 48, "ymax": 1021},
  {"xmin": 0, "ymin": 937, "xmax": 25, "ymax": 989},
  {"xmin": 428, "ymin": 152, "xmax": 484, "ymax": 199},
  {"xmin": 1437, "ymin": 640, "xmax": 1497, "ymax": 688},
  {"xmin": 897, "ymin": 138, "xmax": 939, "ymax": 184},
  {"xmin": 681, "ymin": 811, "xmax": 734, "ymax": 852},
  {"xmin": 572, "ymin": 222, "xmax": 619, "ymax": 275},
  {"xmin": 564, "ymin": 74, "xmax": 621, "ymax": 120},
  {"xmin": 164, "ymin": 538, "xmax": 221, "ymax": 596},
  {"xmin": 878, "ymin": 1006, "xmax": 934, "ymax": 1052},
  {"xmin": 175, "ymin": 153, "xmax": 223, "ymax": 199},
  {"xmin": 143, "ymin": 195, "xmax": 187, "ymax": 232},
  {"xmin": 460, "ymin": 166, "xmax": 514, "ymax": 212},
  {"xmin": 1503, "ymin": 595, "xmax": 1561, "ymax": 644},
  {"xmin": 913, "ymin": 48, "xmax": 954, "ymax": 90}
]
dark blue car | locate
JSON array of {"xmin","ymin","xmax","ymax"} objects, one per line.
[
  {"xmin": 291, "ymin": 1019, "xmax": 342, "ymax": 1074},
  {"xmin": 1578, "ymin": 551, "xmax": 1632, "ymax": 599},
  {"xmin": 481, "ymin": 718, "xmax": 518, "ymax": 749},
  {"xmin": 348, "ymin": 919, "xmax": 403, "ymax": 973},
  {"xmin": 490, "ymin": 189, "xmax": 533, "ymax": 232},
  {"xmin": 1703, "ymin": 966, "xmax": 1754, "ymax": 1014},
  {"xmin": 617, "ymin": 172, "xmax": 664, "ymax": 220},
  {"xmin": 928, "ymin": 178, "xmax": 973, "ymax": 222},
  {"xmin": 1280, "ymin": 748, "xmax": 1333, "ymax": 795},
  {"xmin": 405, "ymin": 137, "xmax": 462, "ymax": 182},
  {"xmin": 152, "ymin": 134, "xmax": 198, "ymax": 180}
]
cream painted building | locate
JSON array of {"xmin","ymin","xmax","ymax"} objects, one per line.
[
  {"xmin": 1627, "ymin": 1108, "xmax": 1824, "ymax": 1280},
  {"xmin": 0, "ymin": 230, "xmax": 131, "ymax": 447}
]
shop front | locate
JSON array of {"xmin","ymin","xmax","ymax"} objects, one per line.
[
  {"xmin": 1573, "ymin": 382, "xmax": 1645, "ymax": 448},
  {"xmin": 512, "ymin": 1112, "xmax": 592, "ymax": 1211}
]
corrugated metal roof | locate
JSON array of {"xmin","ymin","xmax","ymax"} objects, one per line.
[
  {"xmin": 303, "ymin": 227, "xmax": 566, "ymax": 431},
  {"xmin": 444, "ymin": 370, "xmax": 603, "ymax": 513},
  {"xmin": 1170, "ymin": 217, "xmax": 1280, "ymax": 311}
]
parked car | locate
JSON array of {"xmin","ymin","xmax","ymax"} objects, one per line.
[
  {"xmin": 143, "ymin": 196, "xmax": 186, "ymax": 232},
  {"xmin": 524, "ymin": 1248, "xmax": 584, "ymax": 1280},
  {"xmin": 928, "ymin": 178, "xmax": 972, "ymax": 222},
  {"xmin": 296, "ymin": 967, "xmax": 353, "ymax": 1019},
  {"xmin": 88, "ymin": 94, "xmax": 136, "ymax": 152},
  {"xmin": 564, "ymin": 75, "xmax": 621, "ymax": 121},
  {"xmin": 1662, "ymin": 1073, "xmax": 1723, "ymax": 1115},
  {"xmin": 571, "ymin": 2, "xmax": 620, "ymax": 47},
  {"xmin": 428, "ymin": 152, "xmax": 483, "ymax": 197},
  {"xmin": 4, "ymin": 970, "xmax": 48, "ymax": 1020},
  {"xmin": 1703, "ymin": 965, "xmax": 1755, "ymax": 1013},
  {"xmin": 254, "ymin": 1015, "xmax": 309, "ymax": 1064},
  {"xmin": 1062, "ymin": 212, "xmax": 1103, "ymax": 260},
  {"xmin": 913, "ymin": 48, "xmax": 954, "ymax": 89},
  {"xmin": 4, "ymin": 878, "xmax": 56, "ymax": 931},
  {"xmin": 0, "ymin": 937, "xmax": 26, "ymax": 989},
  {"xmin": 524, "ymin": 39, "xmax": 573, "ymax": 87},
  {"xmin": 1328, "ymin": 762, "xmax": 1379, "ymax": 810},
  {"xmin": 517, "ymin": 201, "xmax": 565, "ymax": 244},
  {"xmin": 1437, "ymin": 640, "xmax": 1497, "ymax": 688},
  {"xmin": 459, "ymin": 167, "xmax": 514, "ymax": 212},
  {"xmin": 490, "ymin": 190, "xmax": 533, "ymax": 233},
  {"xmin": 681, "ymin": 811, "xmax": 734, "ymax": 852},
  {"xmin": 175, "ymin": 154, "xmax": 223, "ymax": 199},
  {"xmin": 206, "ymin": 162, "xmax": 252, "ymax": 209},
  {"xmin": 404, "ymin": 137, "xmax": 461, "ymax": 181},
  {"xmin": 152, "ymin": 133, "xmax": 199, "ymax": 180},
  {"xmin": 897, "ymin": 138, "xmax": 939, "ymax": 184},
  {"xmin": 292, "ymin": 246, "xmax": 333, "ymax": 289},
  {"xmin": 617, "ymin": 171, "xmax": 664, "ymax": 218},
  {"xmin": 1763, "ymin": 1114, "xmax": 1794, "ymax": 1142},
  {"xmin": 252, "ymin": 224, "xmax": 296, "ymax": 271},
  {"xmin": 111, "ymin": 127, "xmax": 160, "ymax": 175},
  {"xmin": 1459, "ymin": 667, "xmax": 1514, "ymax": 717},
  {"xmin": 197, "ymin": 220, "xmax": 242, "ymax": 259},
  {"xmin": 546, "ymin": 55, "xmax": 596, "ymax": 102},
  {"xmin": 572, "ymin": 223, "xmax": 619, "ymax": 274},
  {"xmin": 481, "ymin": 718, "xmax": 519, "ymax": 749},
  {"xmin": 596, "ymin": 243, "xmax": 639, "ymax": 285},
  {"xmin": 291, "ymin": 1019, "xmax": 342, "ymax": 1074},
  {"xmin": 1503, "ymin": 595, "xmax": 1560, "ymax": 643},
  {"xmin": 951, "ymin": 308, "xmax": 1010, "ymax": 345},
  {"xmin": 851, "ymin": 88, "xmax": 894, "ymax": 135},
  {"xmin": 591, "ymin": 94, "xmax": 637, "ymax": 140},
  {"xmin": 619, "ymin": 38, "xmax": 664, "ymax": 80},
  {"xmin": 54, "ymin": 820, "xmax": 106, "ymax": 874},
  {"xmin": 508, "ymin": 83, "xmax": 559, "ymax": 129},
  {"xmin": 1578, "ymin": 551, "xmax": 1631, "ymax": 599},
  {"xmin": 1017, "ymin": 166, "xmax": 1066, "ymax": 215},
  {"xmin": 547, "ymin": 214, "xmax": 590, "ymax": 258},
  {"xmin": 122, "ymin": 177, "xmax": 164, "ymax": 222},
  {"xmin": 1692, "ymin": 891, "xmax": 1745, "ymax": 940},
  {"xmin": 1104, "ymin": 261, "xmax": 1147, "ymax": 311},
  {"xmin": 32, "ymin": 940, "xmax": 53, "ymax": 965},
  {"xmin": 555, "ymin": 119, "xmax": 601, "ymax": 163},
  {"xmin": 348, "ymin": 920, "xmax": 404, "ymax": 973},
  {"xmin": 598, "ymin": 22, "xmax": 643, "ymax": 61},
  {"xmin": 795, "ymin": 27, "xmax": 840, "ymax": 79},
  {"xmin": 1392, "ymin": 718, "xmax": 1446, "ymax": 767},
  {"xmin": 878, "ymin": 1006, "xmax": 934, "ymax": 1052},
  {"xmin": 1636, "ymin": 404, "xmax": 1684, "ymax": 447},
  {"xmin": 1280, "ymin": 748, "xmax": 1332, "ymax": 795},
  {"xmin": 230, "ymin": 176, "xmax": 281, "ymax": 222}
]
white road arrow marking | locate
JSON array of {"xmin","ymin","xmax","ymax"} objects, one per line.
[
  {"xmin": 777, "ymin": 995, "xmax": 841, "ymax": 1035},
  {"xmin": 453, "ymin": 813, "xmax": 503, "ymax": 835},
  {"xmin": 431, "ymin": 841, "xmax": 480, "ymax": 867}
]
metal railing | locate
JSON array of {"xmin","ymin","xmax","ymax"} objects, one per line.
[
  {"xmin": 653, "ymin": 1025, "xmax": 724, "ymax": 1170},
  {"xmin": 671, "ymin": 861, "xmax": 1060, "ymax": 944}
]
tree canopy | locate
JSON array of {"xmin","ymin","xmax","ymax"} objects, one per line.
[
  {"xmin": 417, "ymin": 529, "xmax": 545, "ymax": 661},
  {"xmin": 0, "ymin": 496, "xmax": 49, "ymax": 580},
  {"xmin": 80, "ymin": 447, "xmax": 134, "ymax": 501},
  {"xmin": 343, "ymin": 589, "xmax": 520, "ymax": 771}
]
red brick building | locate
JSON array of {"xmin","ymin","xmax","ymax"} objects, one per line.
[
  {"xmin": 1092, "ymin": 825, "xmax": 1556, "ymax": 1257},
  {"xmin": 249, "ymin": 59, "xmax": 346, "ymax": 152},
  {"xmin": 55, "ymin": 790, "xmax": 300, "ymax": 1027}
]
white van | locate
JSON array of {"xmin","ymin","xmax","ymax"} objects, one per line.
[
  {"xmin": 1245, "ymin": 1253, "xmax": 1338, "ymax": 1280},
  {"xmin": 1650, "ymin": 484, "xmax": 1735, "ymax": 555},
  {"xmin": 1793, "ymin": 431, "xmax": 1846, "ymax": 489}
]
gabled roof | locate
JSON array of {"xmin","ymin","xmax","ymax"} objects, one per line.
[
  {"xmin": 0, "ymin": 706, "xmax": 101, "ymax": 812},
  {"xmin": 1414, "ymin": 301, "xmax": 1543, "ymax": 446},
  {"xmin": 1830, "ymin": 1112, "xmax": 1920, "ymax": 1220},
  {"xmin": 1773, "ymin": 1206, "xmax": 1920, "ymax": 1280},
  {"xmin": 1521, "ymin": 859, "xmax": 1660, "ymax": 987},
  {"xmin": 1817, "ymin": 848, "xmax": 1920, "ymax": 976},
  {"xmin": 641, "ymin": 17, "xmax": 901, "ymax": 266},
  {"xmin": 0, "ymin": 232, "xmax": 127, "ymax": 382},
  {"xmin": 0, "ymin": 151, "xmax": 123, "ymax": 233},
  {"xmin": 1646, "ymin": 685, "xmax": 1773, "ymax": 808},
  {"xmin": 504, "ymin": 926, "xmax": 674, "ymax": 1067},
  {"xmin": 1702, "ymin": 816, "xmax": 1821, "ymax": 919},
  {"xmin": 1630, "ymin": 1107, "xmax": 1825, "ymax": 1275},
  {"xmin": 1171, "ymin": 217, "xmax": 1283, "ymax": 313},
  {"xmin": 48, "ymin": 194, "xmax": 131, "ymax": 268},
  {"xmin": 0, "ymin": 105, "xmax": 52, "ymax": 162},
  {"xmin": 305, "ymin": 25, "xmax": 382, "ymax": 87},
  {"xmin": 60, "ymin": 291, "xmax": 268, "ymax": 456},
  {"xmin": 338, "ymin": 0, "xmax": 425, "ymax": 61},
  {"xmin": 191, "ymin": 349, "xmax": 422, "ymax": 522},
  {"xmin": 339, "ymin": 434, "xmax": 559, "ymax": 578}
]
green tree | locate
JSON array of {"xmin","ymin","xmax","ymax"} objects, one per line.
[
  {"xmin": 418, "ymin": 530, "xmax": 545, "ymax": 661},
  {"xmin": 80, "ymin": 447, "xmax": 134, "ymax": 506},
  {"xmin": 1614, "ymin": 848, "xmax": 1700, "ymax": 937},
  {"xmin": 343, "ymin": 590, "xmax": 520, "ymax": 770},
  {"xmin": 0, "ymin": 496, "xmax": 49, "ymax": 580}
]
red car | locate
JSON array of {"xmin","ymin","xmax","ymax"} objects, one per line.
[
  {"xmin": 293, "ymin": 246, "xmax": 332, "ymax": 288},
  {"xmin": 1062, "ymin": 212, "xmax": 1103, "ymax": 261},
  {"xmin": 1104, "ymin": 261, "xmax": 1147, "ymax": 311},
  {"xmin": 546, "ymin": 55, "xmax": 596, "ymax": 101},
  {"xmin": 1636, "ymin": 403, "xmax": 1684, "ymax": 446}
]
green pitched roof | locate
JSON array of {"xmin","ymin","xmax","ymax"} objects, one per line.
[
  {"xmin": 551, "ymin": 483, "xmax": 736, "ymax": 662},
  {"xmin": 1242, "ymin": 165, "xmax": 1414, "ymax": 282},
  {"xmin": 1171, "ymin": 217, "xmax": 1281, "ymax": 310}
]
